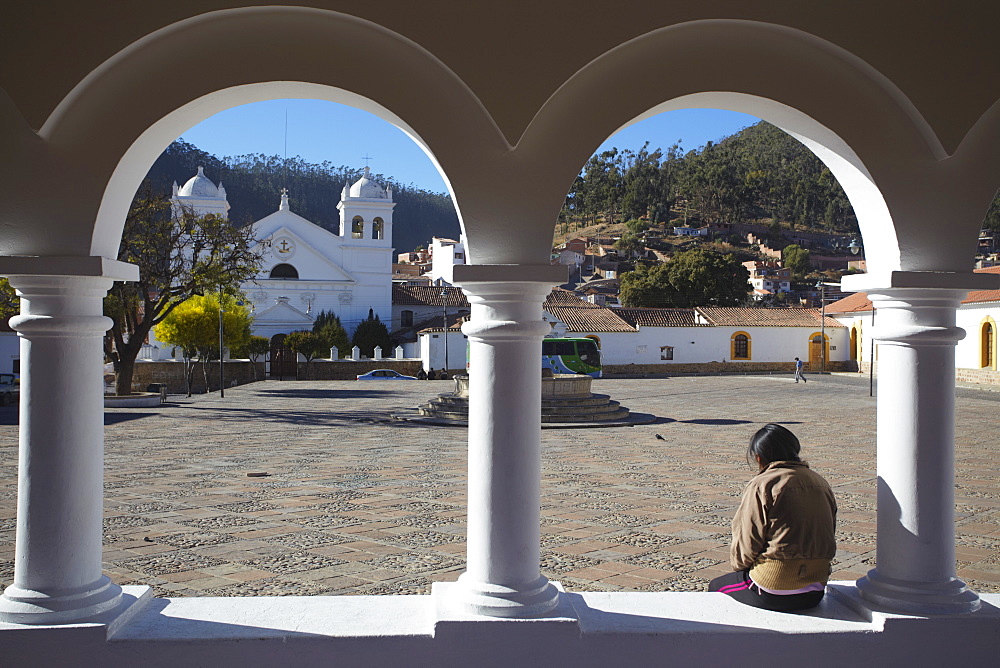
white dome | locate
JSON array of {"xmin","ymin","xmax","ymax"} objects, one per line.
[
  {"xmin": 178, "ymin": 166, "xmax": 221, "ymax": 198},
  {"xmin": 348, "ymin": 166, "xmax": 389, "ymax": 199}
]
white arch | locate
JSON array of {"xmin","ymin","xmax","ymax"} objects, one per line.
[
  {"xmin": 90, "ymin": 82, "xmax": 454, "ymax": 257},
  {"xmin": 36, "ymin": 6, "xmax": 504, "ymax": 260},
  {"xmin": 513, "ymin": 19, "xmax": 994, "ymax": 274}
]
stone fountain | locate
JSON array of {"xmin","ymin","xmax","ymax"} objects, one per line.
[{"xmin": 413, "ymin": 370, "xmax": 651, "ymax": 425}]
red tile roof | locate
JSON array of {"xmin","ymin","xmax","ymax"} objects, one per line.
[
  {"xmin": 964, "ymin": 266, "xmax": 1000, "ymax": 304},
  {"xmin": 545, "ymin": 288, "xmax": 603, "ymax": 308},
  {"xmin": 416, "ymin": 313, "xmax": 468, "ymax": 333},
  {"xmin": 616, "ymin": 308, "xmax": 706, "ymax": 327},
  {"xmin": 545, "ymin": 305, "xmax": 637, "ymax": 332},
  {"xmin": 696, "ymin": 307, "xmax": 844, "ymax": 328},
  {"xmin": 825, "ymin": 291, "xmax": 873, "ymax": 314},
  {"xmin": 392, "ymin": 284, "xmax": 469, "ymax": 307},
  {"xmin": 824, "ymin": 267, "xmax": 1000, "ymax": 312}
]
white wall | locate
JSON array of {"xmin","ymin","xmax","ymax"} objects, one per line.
[
  {"xmin": 955, "ymin": 302, "xmax": 1000, "ymax": 369},
  {"xmin": 570, "ymin": 325, "xmax": 850, "ymax": 365},
  {"xmin": 418, "ymin": 330, "xmax": 468, "ymax": 372}
]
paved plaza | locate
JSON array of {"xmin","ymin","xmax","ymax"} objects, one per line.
[{"xmin": 0, "ymin": 375, "xmax": 997, "ymax": 599}]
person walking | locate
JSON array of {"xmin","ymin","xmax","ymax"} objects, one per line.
[
  {"xmin": 794, "ymin": 357, "xmax": 807, "ymax": 383},
  {"xmin": 708, "ymin": 424, "xmax": 837, "ymax": 612}
]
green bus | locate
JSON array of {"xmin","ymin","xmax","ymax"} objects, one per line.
[{"xmin": 542, "ymin": 337, "xmax": 602, "ymax": 378}]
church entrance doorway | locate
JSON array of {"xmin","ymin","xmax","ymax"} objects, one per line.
[{"xmin": 269, "ymin": 334, "xmax": 298, "ymax": 379}]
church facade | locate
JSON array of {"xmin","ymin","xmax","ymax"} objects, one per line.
[{"xmin": 170, "ymin": 165, "xmax": 396, "ymax": 344}]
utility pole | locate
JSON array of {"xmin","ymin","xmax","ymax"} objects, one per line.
[{"xmin": 218, "ymin": 288, "xmax": 225, "ymax": 398}]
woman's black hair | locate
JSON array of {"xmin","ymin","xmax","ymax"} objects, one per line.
[{"xmin": 747, "ymin": 423, "xmax": 802, "ymax": 469}]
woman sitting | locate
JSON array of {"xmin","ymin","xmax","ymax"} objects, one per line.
[{"xmin": 709, "ymin": 423, "xmax": 837, "ymax": 612}]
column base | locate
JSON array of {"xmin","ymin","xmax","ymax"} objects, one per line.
[
  {"xmin": 448, "ymin": 573, "xmax": 561, "ymax": 618},
  {"xmin": 857, "ymin": 569, "xmax": 981, "ymax": 615},
  {"xmin": 0, "ymin": 575, "xmax": 123, "ymax": 625}
]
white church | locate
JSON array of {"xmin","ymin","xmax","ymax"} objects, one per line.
[{"xmin": 169, "ymin": 164, "xmax": 396, "ymax": 344}]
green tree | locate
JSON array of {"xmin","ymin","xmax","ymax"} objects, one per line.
[
  {"xmin": 154, "ymin": 292, "xmax": 253, "ymax": 395},
  {"xmin": 352, "ymin": 309, "xmax": 392, "ymax": 358},
  {"xmin": 312, "ymin": 309, "xmax": 350, "ymax": 358},
  {"xmin": 232, "ymin": 334, "xmax": 270, "ymax": 379},
  {"xmin": 0, "ymin": 278, "xmax": 18, "ymax": 324},
  {"xmin": 104, "ymin": 185, "xmax": 263, "ymax": 394},
  {"xmin": 624, "ymin": 218, "xmax": 651, "ymax": 235},
  {"xmin": 614, "ymin": 232, "xmax": 643, "ymax": 257},
  {"xmin": 782, "ymin": 244, "xmax": 812, "ymax": 279},
  {"xmin": 284, "ymin": 330, "xmax": 327, "ymax": 379},
  {"xmin": 619, "ymin": 249, "xmax": 750, "ymax": 307}
]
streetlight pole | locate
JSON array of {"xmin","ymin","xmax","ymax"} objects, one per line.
[
  {"xmin": 814, "ymin": 281, "xmax": 826, "ymax": 373},
  {"xmin": 441, "ymin": 287, "xmax": 449, "ymax": 374}
]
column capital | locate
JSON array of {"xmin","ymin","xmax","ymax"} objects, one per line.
[
  {"xmin": 452, "ymin": 263, "xmax": 567, "ymax": 286},
  {"xmin": 842, "ymin": 270, "xmax": 999, "ymax": 294}
]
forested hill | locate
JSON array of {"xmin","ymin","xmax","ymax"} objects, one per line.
[
  {"xmin": 564, "ymin": 121, "xmax": 860, "ymax": 234},
  {"xmin": 141, "ymin": 140, "xmax": 461, "ymax": 254}
]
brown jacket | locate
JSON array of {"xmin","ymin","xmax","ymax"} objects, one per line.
[{"xmin": 731, "ymin": 460, "xmax": 837, "ymax": 590}]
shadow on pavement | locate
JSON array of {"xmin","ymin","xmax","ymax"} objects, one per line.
[
  {"xmin": 255, "ymin": 388, "xmax": 391, "ymax": 399},
  {"xmin": 679, "ymin": 418, "xmax": 755, "ymax": 426},
  {"xmin": 105, "ymin": 413, "xmax": 160, "ymax": 425}
]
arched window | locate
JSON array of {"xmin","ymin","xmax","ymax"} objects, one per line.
[
  {"xmin": 850, "ymin": 325, "xmax": 859, "ymax": 361},
  {"xmin": 981, "ymin": 318, "xmax": 996, "ymax": 369},
  {"xmin": 352, "ymin": 216, "xmax": 364, "ymax": 239},
  {"xmin": 372, "ymin": 217, "xmax": 384, "ymax": 240},
  {"xmin": 401, "ymin": 310, "xmax": 414, "ymax": 327},
  {"xmin": 731, "ymin": 331, "xmax": 751, "ymax": 360},
  {"xmin": 269, "ymin": 263, "xmax": 299, "ymax": 279}
]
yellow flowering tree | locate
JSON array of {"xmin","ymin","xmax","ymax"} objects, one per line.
[{"xmin": 155, "ymin": 292, "xmax": 252, "ymax": 395}]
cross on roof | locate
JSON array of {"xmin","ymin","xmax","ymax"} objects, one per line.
[
  {"xmin": 362, "ymin": 153, "xmax": 373, "ymax": 167},
  {"xmin": 280, "ymin": 187, "xmax": 288, "ymax": 196}
]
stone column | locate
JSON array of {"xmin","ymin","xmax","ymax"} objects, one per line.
[
  {"xmin": 844, "ymin": 272, "xmax": 987, "ymax": 615},
  {"xmin": 450, "ymin": 265, "xmax": 565, "ymax": 617},
  {"xmin": 0, "ymin": 258, "xmax": 137, "ymax": 624}
]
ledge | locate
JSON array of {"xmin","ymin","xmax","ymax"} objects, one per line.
[
  {"xmin": 104, "ymin": 392, "xmax": 161, "ymax": 408},
  {"xmin": 1, "ymin": 585, "xmax": 997, "ymax": 666},
  {"xmin": 0, "ymin": 256, "xmax": 138, "ymax": 281}
]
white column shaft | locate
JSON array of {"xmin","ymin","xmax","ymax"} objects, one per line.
[
  {"xmin": 858, "ymin": 288, "xmax": 980, "ymax": 614},
  {"xmin": 0, "ymin": 275, "xmax": 122, "ymax": 624},
  {"xmin": 452, "ymin": 280, "xmax": 559, "ymax": 617}
]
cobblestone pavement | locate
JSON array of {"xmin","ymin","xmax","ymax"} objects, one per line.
[{"xmin": 0, "ymin": 375, "xmax": 997, "ymax": 599}]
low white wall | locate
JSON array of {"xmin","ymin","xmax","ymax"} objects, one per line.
[
  {"xmin": 3, "ymin": 586, "xmax": 997, "ymax": 667},
  {"xmin": 591, "ymin": 325, "xmax": 849, "ymax": 366}
]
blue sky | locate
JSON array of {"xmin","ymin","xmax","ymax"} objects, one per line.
[{"xmin": 178, "ymin": 100, "xmax": 759, "ymax": 194}]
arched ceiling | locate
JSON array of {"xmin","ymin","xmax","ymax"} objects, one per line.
[{"xmin": 3, "ymin": 1, "xmax": 1000, "ymax": 154}]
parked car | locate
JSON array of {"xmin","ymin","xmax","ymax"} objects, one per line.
[
  {"xmin": 356, "ymin": 369, "xmax": 417, "ymax": 380},
  {"xmin": 0, "ymin": 373, "xmax": 19, "ymax": 406}
]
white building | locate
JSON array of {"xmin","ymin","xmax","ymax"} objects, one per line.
[
  {"xmin": 392, "ymin": 284, "xmax": 469, "ymax": 369},
  {"xmin": 426, "ymin": 235, "xmax": 466, "ymax": 285},
  {"xmin": 743, "ymin": 259, "xmax": 792, "ymax": 299},
  {"xmin": 168, "ymin": 166, "xmax": 396, "ymax": 343},
  {"xmin": 542, "ymin": 290, "xmax": 848, "ymax": 368},
  {"xmin": 828, "ymin": 265, "xmax": 1000, "ymax": 385}
]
